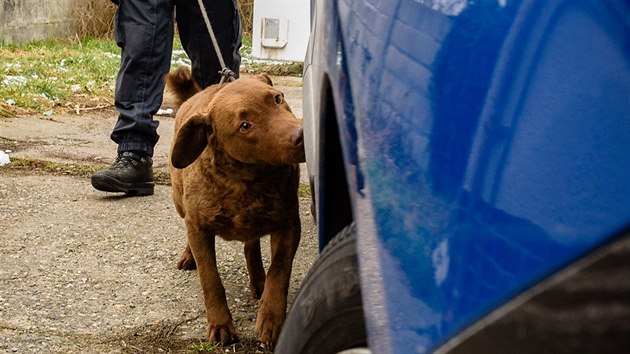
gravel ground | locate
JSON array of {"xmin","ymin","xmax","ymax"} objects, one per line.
[
  {"xmin": 0, "ymin": 76, "xmax": 318, "ymax": 353},
  {"xmin": 0, "ymin": 171, "xmax": 317, "ymax": 353}
]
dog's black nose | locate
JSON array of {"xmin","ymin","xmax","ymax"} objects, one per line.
[{"xmin": 291, "ymin": 126, "xmax": 304, "ymax": 146}]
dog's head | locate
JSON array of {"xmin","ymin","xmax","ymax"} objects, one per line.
[{"xmin": 171, "ymin": 75, "xmax": 305, "ymax": 169}]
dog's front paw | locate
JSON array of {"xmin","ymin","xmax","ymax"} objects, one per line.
[
  {"xmin": 176, "ymin": 245, "xmax": 196, "ymax": 270},
  {"xmin": 255, "ymin": 301, "xmax": 285, "ymax": 346},
  {"xmin": 207, "ymin": 321, "xmax": 238, "ymax": 346}
]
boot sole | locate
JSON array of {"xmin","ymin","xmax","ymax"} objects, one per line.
[{"xmin": 91, "ymin": 175, "xmax": 155, "ymax": 196}]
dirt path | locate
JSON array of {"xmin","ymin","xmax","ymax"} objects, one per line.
[{"xmin": 0, "ymin": 76, "xmax": 318, "ymax": 353}]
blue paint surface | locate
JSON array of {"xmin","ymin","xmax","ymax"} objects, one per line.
[{"xmin": 306, "ymin": 0, "xmax": 630, "ymax": 352}]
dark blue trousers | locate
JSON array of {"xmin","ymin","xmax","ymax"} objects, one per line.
[{"xmin": 110, "ymin": 0, "xmax": 241, "ymax": 156}]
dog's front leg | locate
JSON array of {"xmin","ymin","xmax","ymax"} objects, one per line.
[
  {"xmin": 255, "ymin": 217, "xmax": 301, "ymax": 346},
  {"xmin": 187, "ymin": 223, "xmax": 237, "ymax": 345}
]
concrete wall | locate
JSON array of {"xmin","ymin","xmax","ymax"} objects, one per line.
[{"xmin": 0, "ymin": 0, "xmax": 84, "ymax": 43}]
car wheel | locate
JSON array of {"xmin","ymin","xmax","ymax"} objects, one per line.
[{"xmin": 275, "ymin": 223, "xmax": 368, "ymax": 354}]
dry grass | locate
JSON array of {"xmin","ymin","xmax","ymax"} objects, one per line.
[
  {"xmin": 237, "ymin": 0, "xmax": 254, "ymax": 37},
  {"xmin": 71, "ymin": 0, "xmax": 254, "ymax": 39},
  {"xmin": 72, "ymin": 0, "xmax": 117, "ymax": 39}
]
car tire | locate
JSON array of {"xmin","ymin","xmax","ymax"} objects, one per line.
[{"xmin": 275, "ymin": 223, "xmax": 368, "ymax": 354}]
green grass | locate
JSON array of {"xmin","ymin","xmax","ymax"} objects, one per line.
[
  {"xmin": 0, "ymin": 36, "xmax": 301, "ymax": 116},
  {"xmin": 0, "ymin": 38, "xmax": 120, "ymax": 114}
]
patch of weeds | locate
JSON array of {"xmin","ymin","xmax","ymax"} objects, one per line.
[
  {"xmin": 0, "ymin": 102, "xmax": 15, "ymax": 117},
  {"xmin": 298, "ymin": 183, "xmax": 311, "ymax": 199},
  {"xmin": 5, "ymin": 157, "xmax": 173, "ymax": 184},
  {"xmin": 243, "ymin": 60, "xmax": 303, "ymax": 77},
  {"xmin": 107, "ymin": 317, "xmax": 205, "ymax": 354},
  {"xmin": 239, "ymin": 37, "xmax": 303, "ymax": 76},
  {"xmin": 186, "ymin": 338, "xmax": 271, "ymax": 354},
  {"xmin": 188, "ymin": 341, "xmax": 219, "ymax": 353},
  {"xmin": 5, "ymin": 158, "xmax": 310, "ymax": 197},
  {"xmin": 153, "ymin": 170, "xmax": 172, "ymax": 185},
  {"xmin": 7, "ymin": 157, "xmax": 104, "ymax": 177}
]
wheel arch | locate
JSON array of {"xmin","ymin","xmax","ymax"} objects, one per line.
[{"xmin": 316, "ymin": 74, "xmax": 354, "ymax": 250}]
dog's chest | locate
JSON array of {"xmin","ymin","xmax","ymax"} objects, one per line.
[{"xmin": 195, "ymin": 168, "xmax": 298, "ymax": 240}]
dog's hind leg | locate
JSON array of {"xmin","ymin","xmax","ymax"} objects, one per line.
[
  {"xmin": 255, "ymin": 217, "xmax": 301, "ymax": 346},
  {"xmin": 244, "ymin": 239, "xmax": 266, "ymax": 299},
  {"xmin": 176, "ymin": 243, "xmax": 197, "ymax": 270}
]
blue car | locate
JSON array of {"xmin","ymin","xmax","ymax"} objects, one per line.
[{"xmin": 276, "ymin": 1, "xmax": 630, "ymax": 353}]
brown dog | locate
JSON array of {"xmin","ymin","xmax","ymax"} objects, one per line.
[{"xmin": 166, "ymin": 67, "xmax": 304, "ymax": 346}]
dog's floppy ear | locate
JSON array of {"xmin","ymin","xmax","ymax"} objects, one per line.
[
  {"xmin": 171, "ymin": 112, "xmax": 212, "ymax": 169},
  {"xmin": 254, "ymin": 73, "xmax": 273, "ymax": 86}
]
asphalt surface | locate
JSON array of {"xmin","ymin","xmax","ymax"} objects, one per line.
[{"xmin": 0, "ymin": 76, "xmax": 317, "ymax": 354}]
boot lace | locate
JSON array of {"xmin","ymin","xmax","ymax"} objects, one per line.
[{"xmin": 111, "ymin": 153, "xmax": 141, "ymax": 170}]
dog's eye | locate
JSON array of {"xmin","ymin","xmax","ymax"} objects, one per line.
[
  {"xmin": 239, "ymin": 121, "xmax": 252, "ymax": 132},
  {"xmin": 274, "ymin": 94, "xmax": 283, "ymax": 105}
]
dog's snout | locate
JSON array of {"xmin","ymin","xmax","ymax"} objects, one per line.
[{"xmin": 291, "ymin": 126, "xmax": 304, "ymax": 147}]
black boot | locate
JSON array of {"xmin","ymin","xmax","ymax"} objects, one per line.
[{"xmin": 91, "ymin": 151, "xmax": 154, "ymax": 196}]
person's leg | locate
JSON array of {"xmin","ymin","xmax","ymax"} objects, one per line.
[
  {"xmin": 175, "ymin": 0, "xmax": 242, "ymax": 88},
  {"xmin": 92, "ymin": 0, "xmax": 175, "ymax": 196},
  {"xmin": 110, "ymin": 0, "xmax": 175, "ymax": 156}
]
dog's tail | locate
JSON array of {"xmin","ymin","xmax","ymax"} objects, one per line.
[{"xmin": 165, "ymin": 67, "xmax": 202, "ymax": 108}]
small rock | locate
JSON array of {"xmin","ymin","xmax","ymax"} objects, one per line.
[{"xmin": 0, "ymin": 151, "xmax": 10, "ymax": 166}]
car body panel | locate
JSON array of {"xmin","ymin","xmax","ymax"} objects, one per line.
[{"xmin": 302, "ymin": 0, "xmax": 630, "ymax": 353}]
